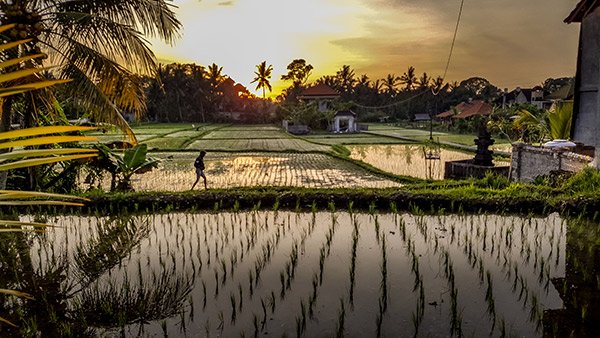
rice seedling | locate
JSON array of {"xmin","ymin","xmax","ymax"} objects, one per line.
[
  {"xmin": 253, "ymin": 313, "xmax": 259, "ymax": 338},
  {"xmin": 230, "ymin": 293, "xmax": 237, "ymax": 323},
  {"xmin": 260, "ymin": 298, "xmax": 268, "ymax": 329},
  {"xmin": 335, "ymin": 298, "xmax": 345, "ymax": 338},
  {"xmin": 380, "ymin": 234, "xmax": 388, "ymax": 312}
]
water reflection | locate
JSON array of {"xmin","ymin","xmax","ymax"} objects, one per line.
[
  {"xmin": 82, "ymin": 152, "xmax": 400, "ymax": 191},
  {"xmin": 0, "ymin": 216, "xmax": 192, "ymax": 336},
  {"xmin": 2, "ymin": 211, "xmax": 592, "ymax": 337},
  {"xmin": 543, "ymin": 218, "xmax": 600, "ymax": 337},
  {"xmin": 349, "ymin": 144, "xmax": 508, "ymax": 180}
]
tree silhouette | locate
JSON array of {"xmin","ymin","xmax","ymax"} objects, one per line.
[
  {"xmin": 251, "ymin": 61, "xmax": 273, "ymax": 98},
  {"xmin": 383, "ymin": 74, "xmax": 400, "ymax": 95},
  {"xmin": 281, "ymin": 59, "xmax": 313, "ymax": 87},
  {"xmin": 400, "ymin": 66, "xmax": 418, "ymax": 92}
]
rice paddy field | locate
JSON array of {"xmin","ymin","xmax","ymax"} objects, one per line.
[
  {"xmin": 79, "ymin": 123, "xmax": 520, "ymax": 189},
  {"xmin": 6, "ymin": 209, "xmax": 594, "ymax": 337},
  {"xmin": 87, "ymin": 152, "xmax": 400, "ymax": 191},
  {"xmin": 349, "ymin": 145, "xmax": 511, "ymax": 180}
]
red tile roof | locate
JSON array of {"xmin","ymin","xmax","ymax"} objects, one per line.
[
  {"xmin": 565, "ymin": 0, "xmax": 600, "ymax": 23},
  {"xmin": 437, "ymin": 102, "xmax": 468, "ymax": 118},
  {"xmin": 437, "ymin": 101, "xmax": 492, "ymax": 119},
  {"xmin": 298, "ymin": 84, "xmax": 340, "ymax": 99}
]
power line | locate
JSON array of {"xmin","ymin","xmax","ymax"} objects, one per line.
[{"xmin": 354, "ymin": 0, "xmax": 466, "ymax": 109}]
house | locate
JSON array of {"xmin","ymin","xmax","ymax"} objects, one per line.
[
  {"xmin": 566, "ymin": 0, "xmax": 600, "ymax": 155},
  {"xmin": 498, "ymin": 87, "xmax": 549, "ymax": 109},
  {"xmin": 297, "ymin": 83, "xmax": 340, "ymax": 112},
  {"xmin": 437, "ymin": 100, "xmax": 492, "ymax": 120}
]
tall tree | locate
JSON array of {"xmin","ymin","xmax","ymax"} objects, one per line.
[
  {"xmin": 0, "ymin": 0, "xmax": 181, "ymax": 142},
  {"xmin": 336, "ymin": 65, "xmax": 356, "ymax": 94},
  {"xmin": 281, "ymin": 59, "xmax": 313, "ymax": 87},
  {"xmin": 251, "ymin": 61, "xmax": 273, "ymax": 98},
  {"xmin": 400, "ymin": 66, "xmax": 417, "ymax": 91},
  {"xmin": 417, "ymin": 72, "xmax": 431, "ymax": 89},
  {"xmin": 383, "ymin": 74, "xmax": 400, "ymax": 95}
]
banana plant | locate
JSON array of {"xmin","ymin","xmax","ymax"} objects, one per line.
[{"xmin": 98, "ymin": 144, "xmax": 159, "ymax": 191}]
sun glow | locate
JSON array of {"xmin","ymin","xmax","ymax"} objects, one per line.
[{"xmin": 149, "ymin": 0, "xmax": 579, "ymax": 98}]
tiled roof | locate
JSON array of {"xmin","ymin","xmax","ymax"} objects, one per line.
[
  {"xmin": 298, "ymin": 84, "xmax": 340, "ymax": 98},
  {"xmin": 437, "ymin": 102, "xmax": 468, "ymax": 118},
  {"xmin": 565, "ymin": 0, "xmax": 600, "ymax": 23},
  {"xmin": 437, "ymin": 101, "xmax": 492, "ymax": 119},
  {"xmin": 454, "ymin": 100, "xmax": 492, "ymax": 119},
  {"xmin": 335, "ymin": 110, "xmax": 356, "ymax": 117}
]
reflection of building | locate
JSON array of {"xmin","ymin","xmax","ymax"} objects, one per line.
[
  {"xmin": 543, "ymin": 218, "xmax": 600, "ymax": 338},
  {"xmin": 566, "ymin": 0, "xmax": 600, "ymax": 153}
]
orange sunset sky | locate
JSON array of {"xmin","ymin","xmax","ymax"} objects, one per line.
[{"xmin": 149, "ymin": 0, "xmax": 581, "ymax": 97}]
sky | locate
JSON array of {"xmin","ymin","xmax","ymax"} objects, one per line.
[{"xmin": 149, "ymin": 0, "xmax": 582, "ymax": 97}]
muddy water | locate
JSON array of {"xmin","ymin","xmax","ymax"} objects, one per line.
[
  {"xmin": 6, "ymin": 211, "xmax": 584, "ymax": 337},
  {"xmin": 349, "ymin": 144, "xmax": 510, "ymax": 180}
]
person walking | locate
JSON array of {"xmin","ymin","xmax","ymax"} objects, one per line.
[{"xmin": 191, "ymin": 151, "xmax": 207, "ymax": 190}]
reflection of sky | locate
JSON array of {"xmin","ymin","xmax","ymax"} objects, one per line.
[
  {"xmin": 28, "ymin": 212, "xmax": 566, "ymax": 337},
  {"xmin": 150, "ymin": 0, "xmax": 579, "ymax": 97},
  {"xmin": 350, "ymin": 144, "xmax": 475, "ymax": 180}
]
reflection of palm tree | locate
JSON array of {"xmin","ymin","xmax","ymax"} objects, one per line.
[
  {"xmin": 0, "ymin": 216, "xmax": 192, "ymax": 335},
  {"xmin": 384, "ymin": 145, "xmax": 394, "ymax": 159},
  {"xmin": 403, "ymin": 145, "xmax": 417, "ymax": 165},
  {"xmin": 251, "ymin": 61, "xmax": 273, "ymax": 98}
]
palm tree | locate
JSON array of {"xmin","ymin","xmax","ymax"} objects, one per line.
[
  {"xmin": 417, "ymin": 72, "xmax": 431, "ymax": 89},
  {"xmin": 383, "ymin": 74, "xmax": 400, "ymax": 95},
  {"xmin": 336, "ymin": 65, "xmax": 356, "ymax": 94},
  {"xmin": 251, "ymin": 61, "xmax": 273, "ymax": 98},
  {"xmin": 207, "ymin": 63, "xmax": 224, "ymax": 88},
  {"xmin": 0, "ymin": 0, "xmax": 181, "ymax": 142},
  {"xmin": 400, "ymin": 66, "xmax": 417, "ymax": 92}
]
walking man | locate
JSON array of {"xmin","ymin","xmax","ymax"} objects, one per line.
[{"xmin": 191, "ymin": 151, "xmax": 207, "ymax": 190}]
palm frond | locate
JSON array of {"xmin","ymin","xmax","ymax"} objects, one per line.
[{"xmin": 548, "ymin": 102, "xmax": 573, "ymax": 140}]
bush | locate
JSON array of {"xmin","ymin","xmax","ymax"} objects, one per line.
[{"xmin": 561, "ymin": 167, "xmax": 600, "ymax": 194}]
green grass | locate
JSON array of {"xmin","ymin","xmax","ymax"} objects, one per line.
[
  {"xmin": 144, "ymin": 137, "xmax": 189, "ymax": 149},
  {"xmin": 186, "ymin": 138, "xmax": 330, "ymax": 152},
  {"xmin": 305, "ymin": 137, "xmax": 411, "ymax": 145}
]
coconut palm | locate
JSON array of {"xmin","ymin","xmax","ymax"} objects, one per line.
[
  {"xmin": 383, "ymin": 74, "xmax": 400, "ymax": 95},
  {"xmin": 251, "ymin": 61, "xmax": 273, "ymax": 98},
  {"xmin": 400, "ymin": 66, "xmax": 417, "ymax": 92},
  {"xmin": 0, "ymin": 0, "xmax": 181, "ymax": 142},
  {"xmin": 417, "ymin": 72, "xmax": 431, "ymax": 89}
]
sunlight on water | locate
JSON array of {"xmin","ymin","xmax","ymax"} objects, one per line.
[
  {"xmin": 13, "ymin": 211, "xmax": 573, "ymax": 337},
  {"xmin": 82, "ymin": 152, "xmax": 400, "ymax": 191},
  {"xmin": 349, "ymin": 144, "xmax": 509, "ymax": 180}
]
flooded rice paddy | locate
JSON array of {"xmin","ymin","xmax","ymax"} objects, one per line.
[
  {"xmin": 3, "ymin": 210, "xmax": 593, "ymax": 337},
  {"xmin": 350, "ymin": 145, "xmax": 510, "ymax": 180},
  {"xmin": 86, "ymin": 152, "xmax": 400, "ymax": 191}
]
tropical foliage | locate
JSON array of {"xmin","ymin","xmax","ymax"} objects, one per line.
[
  {"xmin": 251, "ymin": 61, "xmax": 273, "ymax": 98},
  {"xmin": 0, "ymin": 0, "xmax": 181, "ymax": 142}
]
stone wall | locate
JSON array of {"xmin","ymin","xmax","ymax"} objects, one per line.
[{"xmin": 510, "ymin": 143, "xmax": 593, "ymax": 182}]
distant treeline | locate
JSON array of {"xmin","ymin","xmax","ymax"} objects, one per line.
[{"xmin": 140, "ymin": 61, "xmax": 573, "ymax": 124}]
